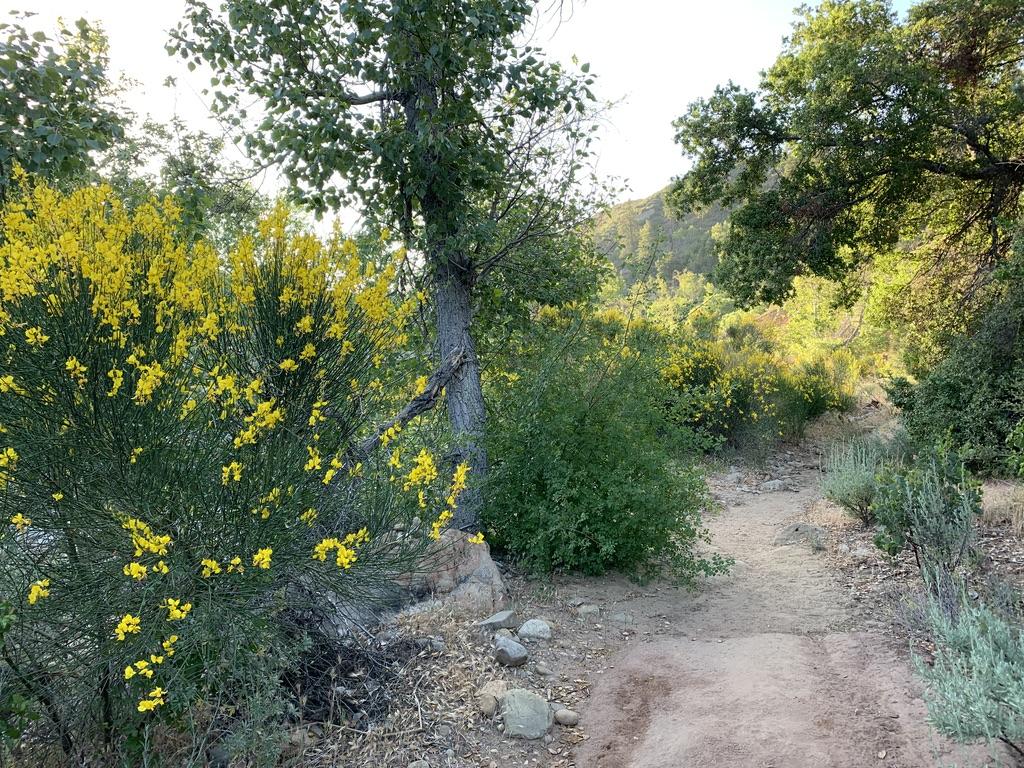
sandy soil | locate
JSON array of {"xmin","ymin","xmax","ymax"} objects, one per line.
[{"xmin": 572, "ymin": 412, "xmax": 1004, "ymax": 768}]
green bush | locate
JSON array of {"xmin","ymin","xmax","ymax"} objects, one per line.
[
  {"xmin": 892, "ymin": 278, "xmax": 1024, "ymax": 471},
  {"xmin": 821, "ymin": 437, "xmax": 885, "ymax": 525},
  {"xmin": 872, "ymin": 447, "xmax": 981, "ymax": 574},
  {"xmin": 484, "ymin": 315, "xmax": 728, "ymax": 580},
  {"xmin": 0, "ymin": 181, "xmax": 462, "ymax": 764},
  {"xmin": 916, "ymin": 578, "xmax": 1024, "ymax": 759}
]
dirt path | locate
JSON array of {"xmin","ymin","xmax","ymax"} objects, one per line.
[{"xmin": 572, "ymin": 421, "xmax": 1001, "ymax": 768}]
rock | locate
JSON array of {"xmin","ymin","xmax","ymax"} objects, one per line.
[
  {"xmin": 414, "ymin": 636, "xmax": 446, "ymax": 654},
  {"xmin": 436, "ymin": 724, "xmax": 451, "ymax": 737},
  {"xmin": 535, "ymin": 663, "xmax": 554, "ymax": 676},
  {"xmin": 723, "ymin": 469, "xmax": 743, "ymax": 485},
  {"xmin": 517, "ymin": 618, "xmax": 552, "ymax": 641},
  {"xmin": 554, "ymin": 709, "xmax": 579, "ymax": 726},
  {"xmin": 576, "ymin": 604, "xmax": 600, "ymax": 618},
  {"xmin": 407, "ymin": 530, "xmax": 508, "ymax": 614},
  {"xmin": 494, "ymin": 628, "xmax": 514, "ymax": 641},
  {"xmin": 409, "ymin": 761, "xmax": 430, "ymax": 768},
  {"xmin": 502, "ymin": 689, "xmax": 553, "ymax": 739},
  {"xmin": 760, "ymin": 479, "xmax": 786, "ymax": 492},
  {"xmin": 494, "ymin": 635, "xmax": 529, "ymax": 667},
  {"xmin": 773, "ymin": 522, "xmax": 826, "ymax": 549},
  {"xmin": 477, "ymin": 680, "xmax": 509, "ymax": 716},
  {"xmin": 476, "ymin": 609, "xmax": 518, "ymax": 632}
]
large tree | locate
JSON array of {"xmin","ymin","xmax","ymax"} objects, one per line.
[
  {"xmin": 0, "ymin": 14, "xmax": 125, "ymax": 200},
  {"xmin": 670, "ymin": 0, "xmax": 1024, "ymax": 316},
  {"xmin": 170, "ymin": 0, "xmax": 597, "ymax": 528}
]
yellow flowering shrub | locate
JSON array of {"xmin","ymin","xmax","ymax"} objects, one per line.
[{"xmin": 0, "ymin": 178, "xmax": 466, "ymax": 762}]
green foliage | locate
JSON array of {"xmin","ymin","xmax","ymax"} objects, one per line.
[
  {"xmin": 872, "ymin": 447, "xmax": 980, "ymax": 573},
  {"xmin": 0, "ymin": 600, "xmax": 37, "ymax": 746},
  {"xmin": 891, "ymin": 266, "xmax": 1024, "ymax": 470},
  {"xmin": 672, "ymin": 0, "xmax": 1024, "ymax": 311},
  {"xmin": 483, "ymin": 313, "xmax": 726, "ymax": 580},
  {"xmin": 0, "ymin": 180, "xmax": 458, "ymax": 764},
  {"xmin": 821, "ymin": 438, "xmax": 886, "ymax": 525},
  {"xmin": 0, "ymin": 14, "xmax": 125, "ymax": 199},
  {"xmin": 916, "ymin": 577, "xmax": 1024, "ymax": 757}
]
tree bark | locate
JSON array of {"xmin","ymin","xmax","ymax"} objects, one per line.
[{"xmin": 431, "ymin": 252, "xmax": 488, "ymax": 531}]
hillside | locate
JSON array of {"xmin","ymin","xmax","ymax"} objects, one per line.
[{"xmin": 594, "ymin": 185, "xmax": 728, "ymax": 287}]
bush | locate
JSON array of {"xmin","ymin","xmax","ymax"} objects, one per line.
[
  {"xmin": 0, "ymin": 180, "xmax": 467, "ymax": 764},
  {"xmin": 892, "ymin": 278, "xmax": 1024, "ymax": 471},
  {"xmin": 484, "ymin": 315, "xmax": 728, "ymax": 580},
  {"xmin": 872, "ymin": 446, "xmax": 981, "ymax": 574},
  {"xmin": 821, "ymin": 437, "xmax": 885, "ymax": 525},
  {"xmin": 916, "ymin": 578, "xmax": 1024, "ymax": 760}
]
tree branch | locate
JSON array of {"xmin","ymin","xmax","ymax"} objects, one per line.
[{"xmin": 352, "ymin": 345, "xmax": 468, "ymax": 460}]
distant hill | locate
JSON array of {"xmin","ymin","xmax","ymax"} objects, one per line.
[{"xmin": 594, "ymin": 185, "xmax": 728, "ymax": 287}]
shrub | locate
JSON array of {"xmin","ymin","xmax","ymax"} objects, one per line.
[
  {"xmin": 892, "ymin": 278, "xmax": 1024, "ymax": 471},
  {"xmin": 0, "ymin": 179, "xmax": 468, "ymax": 764},
  {"xmin": 821, "ymin": 437, "xmax": 885, "ymax": 525},
  {"xmin": 484, "ymin": 316, "xmax": 727, "ymax": 580},
  {"xmin": 916, "ymin": 578, "xmax": 1024, "ymax": 760},
  {"xmin": 872, "ymin": 446, "xmax": 981, "ymax": 574}
]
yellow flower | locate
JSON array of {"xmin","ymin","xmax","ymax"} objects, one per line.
[
  {"xmin": 130, "ymin": 447, "xmax": 143, "ymax": 464},
  {"xmin": 10, "ymin": 512, "xmax": 31, "ymax": 532},
  {"xmin": 161, "ymin": 635, "xmax": 179, "ymax": 656},
  {"xmin": 133, "ymin": 362, "xmax": 166, "ymax": 404},
  {"xmin": 299, "ymin": 342, "xmax": 317, "ymax": 361},
  {"xmin": 200, "ymin": 558, "xmax": 222, "ymax": 578},
  {"xmin": 122, "ymin": 518, "xmax": 171, "ymax": 557},
  {"xmin": 65, "ymin": 356, "xmax": 88, "ymax": 387},
  {"xmin": 27, "ymin": 578, "xmax": 50, "ymax": 605},
  {"xmin": 279, "ymin": 358, "xmax": 298, "ymax": 373},
  {"xmin": 123, "ymin": 562, "xmax": 148, "ymax": 581},
  {"xmin": 161, "ymin": 597, "xmax": 192, "ymax": 621},
  {"xmin": 300, "ymin": 507, "xmax": 318, "ymax": 525},
  {"xmin": 403, "ymin": 449, "xmax": 438, "ymax": 491},
  {"xmin": 252, "ymin": 547, "xmax": 272, "ymax": 570},
  {"xmin": 221, "ymin": 461, "xmax": 243, "ymax": 485},
  {"xmin": 295, "ymin": 315, "xmax": 314, "ymax": 334},
  {"xmin": 137, "ymin": 687, "xmax": 166, "ymax": 712},
  {"xmin": 154, "ymin": 560, "xmax": 169, "ymax": 575},
  {"xmin": 107, "ymin": 368, "xmax": 124, "ymax": 397},
  {"xmin": 114, "ymin": 614, "xmax": 141, "ymax": 641},
  {"xmin": 51, "ymin": 491, "xmax": 63, "ymax": 502},
  {"xmin": 227, "ymin": 555, "xmax": 245, "ymax": 573},
  {"xmin": 303, "ymin": 446, "xmax": 322, "ymax": 472},
  {"xmin": 414, "ymin": 375, "xmax": 428, "ymax": 395},
  {"xmin": 467, "ymin": 532, "xmax": 485, "ymax": 545},
  {"xmin": 25, "ymin": 326, "xmax": 49, "ymax": 346}
]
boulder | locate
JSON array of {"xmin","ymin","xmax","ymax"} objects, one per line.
[
  {"xmin": 760, "ymin": 479, "xmax": 786, "ymax": 492},
  {"xmin": 773, "ymin": 522, "xmax": 825, "ymax": 549},
  {"xmin": 502, "ymin": 689, "xmax": 552, "ymax": 739},
  {"xmin": 494, "ymin": 635, "xmax": 529, "ymax": 667},
  {"xmin": 476, "ymin": 610, "xmax": 518, "ymax": 632},
  {"xmin": 517, "ymin": 618, "xmax": 552, "ymax": 641},
  {"xmin": 406, "ymin": 530, "xmax": 508, "ymax": 614}
]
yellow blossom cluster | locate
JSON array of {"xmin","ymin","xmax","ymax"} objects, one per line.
[
  {"xmin": 27, "ymin": 578, "xmax": 49, "ymax": 605},
  {"xmin": 312, "ymin": 528, "xmax": 370, "ymax": 569}
]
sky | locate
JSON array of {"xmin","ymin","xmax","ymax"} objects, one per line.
[{"xmin": 7, "ymin": 0, "xmax": 912, "ymax": 204}]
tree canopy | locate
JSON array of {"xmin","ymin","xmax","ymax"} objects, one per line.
[{"xmin": 671, "ymin": 0, "xmax": 1024, "ymax": 309}]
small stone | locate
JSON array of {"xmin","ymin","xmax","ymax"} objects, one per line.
[
  {"xmin": 567, "ymin": 596, "xmax": 586, "ymax": 607},
  {"xmin": 773, "ymin": 522, "xmax": 826, "ymax": 548},
  {"xmin": 494, "ymin": 628, "xmax": 514, "ymax": 640},
  {"xmin": 494, "ymin": 635, "xmax": 529, "ymax": 666},
  {"xmin": 535, "ymin": 663, "xmax": 554, "ymax": 676},
  {"xmin": 543, "ymin": 734, "xmax": 554, "ymax": 745},
  {"xmin": 437, "ymin": 724, "xmax": 452, "ymax": 737},
  {"xmin": 760, "ymin": 479, "xmax": 786, "ymax": 492},
  {"xmin": 517, "ymin": 618, "xmax": 552, "ymax": 641},
  {"xmin": 476, "ymin": 609, "xmax": 518, "ymax": 632},
  {"xmin": 576, "ymin": 604, "xmax": 600, "ymax": 618},
  {"xmin": 608, "ymin": 611, "xmax": 633, "ymax": 626},
  {"xmin": 877, "ymin": 750, "xmax": 887, "ymax": 760},
  {"xmin": 409, "ymin": 761, "xmax": 429, "ymax": 768},
  {"xmin": 502, "ymin": 689, "xmax": 553, "ymax": 739},
  {"xmin": 476, "ymin": 680, "xmax": 509, "ymax": 716},
  {"xmin": 554, "ymin": 709, "xmax": 579, "ymax": 726}
]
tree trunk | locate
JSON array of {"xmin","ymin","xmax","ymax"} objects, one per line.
[{"xmin": 432, "ymin": 253, "xmax": 488, "ymax": 531}]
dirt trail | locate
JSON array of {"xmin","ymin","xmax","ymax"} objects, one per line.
[{"xmin": 573, "ymin": 417, "xmax": 1001, "ymax": 768}]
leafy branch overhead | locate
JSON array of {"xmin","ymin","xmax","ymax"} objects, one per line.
[{"xmin": 671, "ymin": 0, "xmax": 1024, "ymax": 307}]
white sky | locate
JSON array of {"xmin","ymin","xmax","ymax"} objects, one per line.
[{"xmin": 6, "ymin": 0, "xmax": 912, "ymax": 204}]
